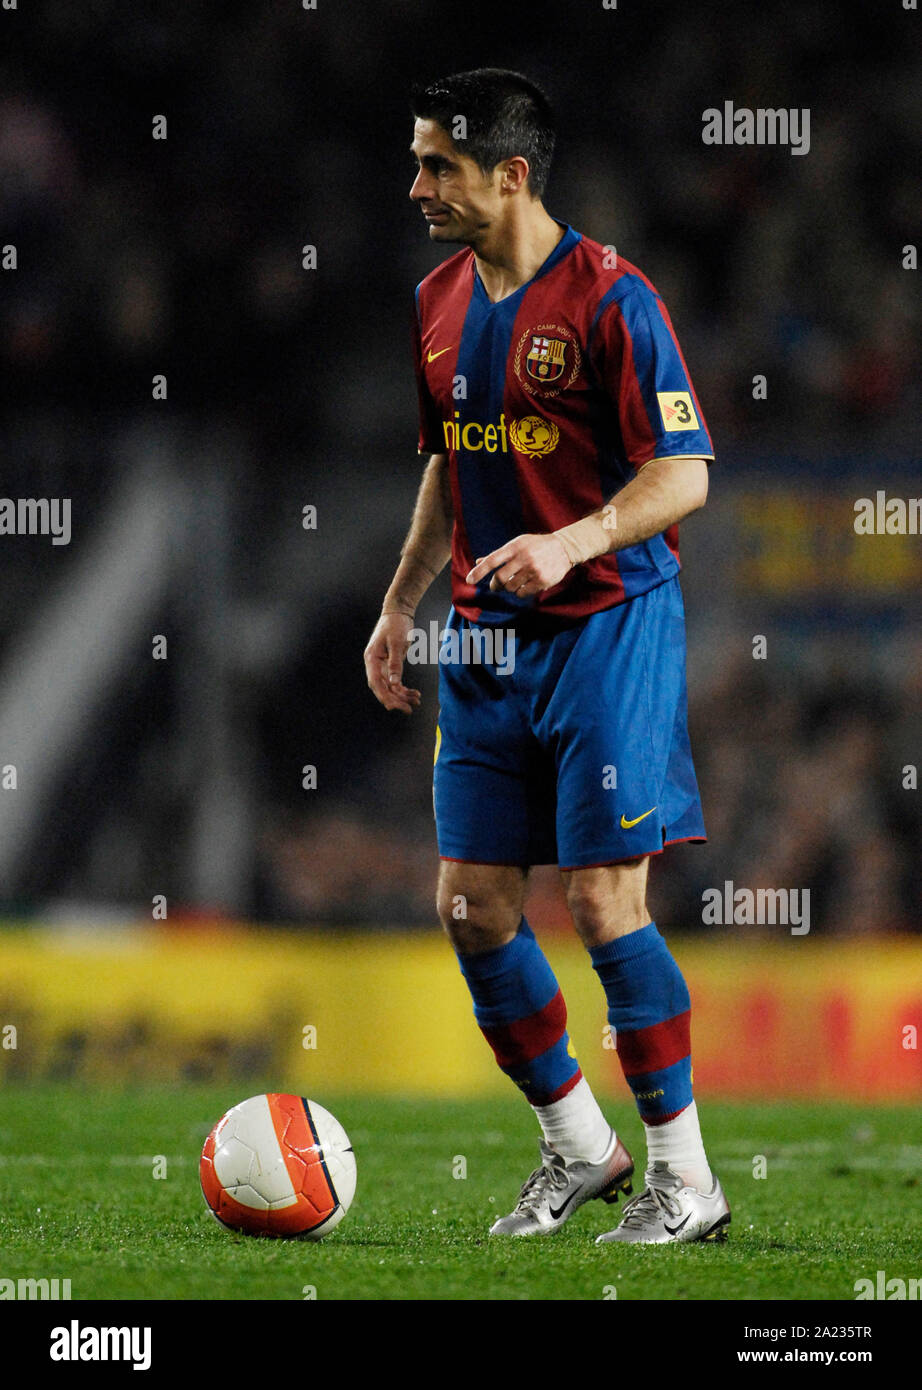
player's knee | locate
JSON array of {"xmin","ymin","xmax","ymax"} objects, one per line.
[
  {"xmin": 564, "ymin": 879, "xmax": 611, "ymax": 942},
  {"xmin": 564, "ymin": 865, "xmax": 648, "ymax": 946},
  {"xmin": 436, "ymin": 892, "xmax": 518, "ymax": 954},
  {"xmin": 436, "ymin": 868, "xmax": 522, "ymax": 954}
]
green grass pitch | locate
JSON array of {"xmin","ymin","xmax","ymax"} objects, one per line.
[{"xmin": 0, "ymin": 1086, "xmax": 919, "ymax": 1301}]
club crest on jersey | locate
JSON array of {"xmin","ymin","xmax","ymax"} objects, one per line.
[
  {"xmin": 526, "ymin": 334, "xmax": 566, "ymax": 381},
  {"xmin": 514, "ymin": 323, "xmax": 581, "ymax": 398}
]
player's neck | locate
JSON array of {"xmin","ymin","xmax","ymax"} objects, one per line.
[{"xmin": 472, "ymin": 205, "xmax": 564, "ymax": 304}]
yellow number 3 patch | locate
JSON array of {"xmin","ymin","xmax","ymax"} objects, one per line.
[{"xmin": 657, "ymin": 390, "xmax": 699, "ymax": 431}]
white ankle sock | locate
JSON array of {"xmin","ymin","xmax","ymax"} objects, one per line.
[
  {"xmin": 644, "ymin": 1101, "xmax": 713, "ymax": 1190},
  {"xmin": 534, "ymin": 1076, "xmax": 614, "ymax": 1163}
]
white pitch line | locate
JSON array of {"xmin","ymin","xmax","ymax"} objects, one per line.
[
  {"xmin": 0, "ymin": 1155, "xmax": 190, "ymax": 1166},
  {"xmin": 719, "ymin": 1155, "xmax": 922, "ymax": 1171}
]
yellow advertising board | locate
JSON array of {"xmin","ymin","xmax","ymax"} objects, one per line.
[{"xmin": 0, "ymin": 928, "xmax": 919, "ymax": 1099}]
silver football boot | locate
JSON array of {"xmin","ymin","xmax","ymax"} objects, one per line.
[
  {"xmin": 490, "ymin": 1132, "xmax": 634, "ymax": 1236},
  {"xmin": 595, "ymin": 1160, "xmax": 730, "ymax": 1244}
]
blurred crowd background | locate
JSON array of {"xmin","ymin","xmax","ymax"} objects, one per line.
[{"xmin": 1, "ymin": 0, "xmax": 919, "ymax": 935}]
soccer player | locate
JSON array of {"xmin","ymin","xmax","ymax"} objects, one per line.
[{"xmin": 364, "ymin": 68, "xmax": 730, "ymax": 1244}]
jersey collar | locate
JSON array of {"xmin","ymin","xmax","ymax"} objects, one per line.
[{"xmin": 472, "ymin": 219, "xmax": 581, "ymax": 307}]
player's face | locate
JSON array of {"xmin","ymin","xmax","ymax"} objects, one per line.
[{"xmin": 409, "ymin": 118, "xmax": 500, "ymax": 245}]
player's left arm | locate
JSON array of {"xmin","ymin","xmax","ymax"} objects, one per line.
[{"xmin": 465, "ymin": 455, "xmax": 708, "ymax": 597}]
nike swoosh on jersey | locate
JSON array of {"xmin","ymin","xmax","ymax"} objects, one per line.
[
  {"xmin": 620, "ymin": 807, "xmax": 656, "ymax": 829},
  {"xmin": 427, "ymin": 345, "xmax": 453, "ymax": 362}
]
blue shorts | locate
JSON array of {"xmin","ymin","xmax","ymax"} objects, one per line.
[{"xmin": 433, "ymin": 575, "xmax": 706, "ymax": 869}]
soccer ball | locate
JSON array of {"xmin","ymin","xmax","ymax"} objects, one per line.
[{"xmin": 200, "ymin": 1093, "xmax": 356, "ymax": 1239}]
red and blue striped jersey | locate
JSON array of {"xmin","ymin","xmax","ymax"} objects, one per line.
[{"xmin": 412, "ymin": 222, "xmax": 714, "ymax": 623}]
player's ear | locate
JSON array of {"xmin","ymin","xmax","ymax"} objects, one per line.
[{"xmin": 498, "ymin": 155, "xmax": 530, "ymax": 194}]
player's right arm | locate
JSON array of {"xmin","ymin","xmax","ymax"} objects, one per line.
[{"xmin": 364, "ymin": 451, "xmax": 452, "ymax": 714}]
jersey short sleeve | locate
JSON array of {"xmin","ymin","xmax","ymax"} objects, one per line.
[
  {"xmin": 412, "ymin": 290, "xmax": 442, "ymax": 455},
  {"xmin": 591, "ymin": 279, "xmax": 714, "ymax": 470}
]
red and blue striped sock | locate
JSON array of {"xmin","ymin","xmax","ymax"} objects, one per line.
[
  {"xmin": 456, "ymin": 917, "xmax": 582, "ymax": 1107},
  {"xmin": 589, "ymin": 922, "xmax": 693, "ymax": 1125}
]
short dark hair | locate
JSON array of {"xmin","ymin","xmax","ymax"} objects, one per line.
[{"xmin": 410, "ymin": 68, "xmax": 555, "ymax": 198}]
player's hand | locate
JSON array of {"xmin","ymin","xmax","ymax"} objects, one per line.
[
  {"xmin": 465, "ymin": 533, "xmax": 573, "ymax": 597},
  {"xmin": 364, "ymin": 611, "xmax": 422, "ymax": 714}
]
